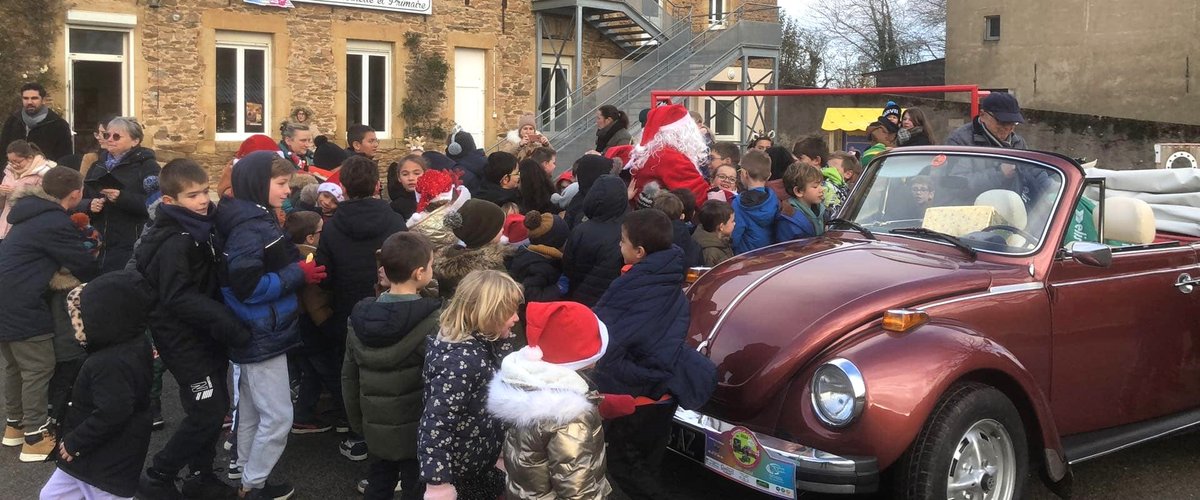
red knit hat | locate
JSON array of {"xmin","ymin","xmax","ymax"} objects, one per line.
[
  {"xmin": 638, "ymin": 104, "xmax": 690, "ymax": 147},
  {"xmin": 524, "ymin": 302, "xmax": 609, "ymax": 370},
  {"xmin": 502, "ymin": 213, "xmax": 529, "ymax": 246},
  {"xmin": 236, "ymin": 134, "xmax": 278, "ymax": 159}
]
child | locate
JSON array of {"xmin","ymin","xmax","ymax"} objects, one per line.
[
  {"xmin": 419, "ymin": 270, "xmax": 522, "ymax": 500},
  {"xmin": 910, "ymin": 175, "xmax": 936, "ymax": 216},
  {"xmin": 46, "ymin": 212, "xmax": 100, "ymax": 429},
  {"xmin": 475, "ymin": 152, "xmax": 521, "ymax": 207},
  {"xmin": 215, "ymin": 150, "xmax": 327, "ymax": 499},
  {"xmin": 562, "ymin": 175, "xmax": 627, "ymax": 306},
  {"xmin": 670, "ymin": 187, "xmax": 698, "ymax": 232},
  {"xmin": 693, "ymin": 200, "xmax": 736, "ymax": 267},
  {"xmin": 134, "ymin": 159, "xmax": 251, "ymax": 499},
  {"xmin": 652, "ymin": 191, "xmax": 702, "ymax": 268},
  {"xmin": 0, "ymin": 166, "xmax": 98, "ymax": 462},
  {"xmin": 406, "ymin": 168, "xmax": 469, "ymax": 252},
  {"xmin": 775, "ymin": 163, "xmax": 827, "ymax": 242},
  {"xmin": 529, "ymin": 146, "xmax": 557, "ymax": 177},
  {"xmin": 312, "ymin": 155, "xmax": 406, "ymax": 446},
  {"xmin": 0, "ymin": 140, "xmax": 55, "ymax": 242},
  {"xmin": 487, "ymin": 301, "xmax": 612, "ymax": 499},
  {"xmin": 40, "ymin": 271, "xmax": 153, "ymax": 500},
  {"xmin": 822, "ymin": 152, "xmax": 862, "ymax": 216},
  {"xmin": 707, "ymin": 163, "xmax": 738, "ymax": 204},
  {"xmin": 344, "ymin": 232, "xmax": 442, "ymax": 500},
  {"xmin": 387, "ymin": 154, "xmax": 425, "ymax": 220},
  {"xmin": 284, "ymin": 210, "xmax": 341, "ymax": 439},
  {"xmin": 508, "ymin": 210, "xmax": 570, "ymax": 303},
  {"xmin": 592, "ymin": 209, "xmax": 697, "ymax": 499},
  {"xmin": 433, "ymin": 198, "xmax": 508, "ymax": 298},
  {"xmin": 316, "ymin": 182, "xmax": 343, "ymax": 221},
  {"xmin": 730, "ymin": 149, "xmax": 779, "ymax": 254}
]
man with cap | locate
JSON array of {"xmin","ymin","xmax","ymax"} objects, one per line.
[
  {"xmin": 940, "ymin": 93, "xmax": 1051, "ymax": 205},
  {"xmin": 946, "ymin": 92, "xmax": 1028, "ymax": 149}
]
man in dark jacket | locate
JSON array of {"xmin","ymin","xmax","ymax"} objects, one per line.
[
  {"xmin": 0, "ymin": 83, "xmax": 72, "ymax": 165},
  {"xmin": 446, "ymin": 129, "xmax": 485, "ymax": 193},
  {"xmin": 134, "ymin": 159, "xmax": 250, "ymax": 499},
  {"xmin": 563, "ymin": 175, "xmax": 627, "ymax": 307},
  {"xmin": 216, "ymin": 151, "xmax": 325, "ymax": 499},
  {"xmin": 0, "ymin": 166, "xmax": 98, "ymax": 462},
  {"xmin": 940, "ymin": 92, "xmax": 1036, "ymax": 202},
  {"xmin": 42, "ymin": 270, "xmax": 152, "ymax": 499},
  {"xmin": 592, "ymin": 209, "xmax": 691, "ymax": 500},
  {"xmin": 313, "ymin": 155, "xmax": 405, "ymax": 450},
  {"xmin": 78, "ymin": 117, "xmax": 160, "ymax": 273},
  {"xmin": 473, "ymin": 152, "xmax": 521, "ymax": 207}
]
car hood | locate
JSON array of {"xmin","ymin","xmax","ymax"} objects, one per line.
[{"xmin": 686, "ymin": 235, "xmax": 992, "ymax": 420}]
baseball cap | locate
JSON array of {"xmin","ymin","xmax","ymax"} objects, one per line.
[{"xmin": 981, "ymin": 92, "xmax": 1025, "ymax": 123}]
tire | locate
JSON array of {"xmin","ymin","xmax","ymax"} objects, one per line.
[{"xmin": 892, "ymin": 382, "xmax": 1029, "ymax": 500}]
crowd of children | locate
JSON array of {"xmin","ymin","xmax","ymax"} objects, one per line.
[{"xmin": 0, "ymin": 99, "xmax": 920, "ymax": 500}]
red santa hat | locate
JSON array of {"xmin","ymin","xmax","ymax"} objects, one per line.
[
  {"xmin": 605, "ymin": 144, "xmax": 634, "ymax": 170},
  {"xmin": 501, "ymin": 213, "xmax": 529, "ymax": 246},
  {"xmin": 522, "ymin": 302, "xmax": 609, "ymax": 370},
  {"xmin": 413, "ymin": 169, "xmax": 461, "ymax": 213},
  {"xmin": 638, "ymin": 104, "xmax": 691, "ymax": 148}
]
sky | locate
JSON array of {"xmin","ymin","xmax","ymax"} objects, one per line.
[{"xmin": 779, "ymin": 0, "xmax": 819, "ymax": 24}]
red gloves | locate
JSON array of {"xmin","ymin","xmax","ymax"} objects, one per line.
[
  {"xmin": 298, "ymin": 259, "xmax": 327, "ymax": 285},
  {"xmin": 599, "ymin": 393, "xmax": 637, "ymax": 420}
]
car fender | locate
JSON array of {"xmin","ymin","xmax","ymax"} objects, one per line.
[{"xmin": 778, "ymin": 322, "xmax": 1067, "ymax": 482}]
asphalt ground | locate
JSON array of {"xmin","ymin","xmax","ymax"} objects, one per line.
[{"xmin": 4, "ymin": 375, "xmax": 1200, "ymax": 499}]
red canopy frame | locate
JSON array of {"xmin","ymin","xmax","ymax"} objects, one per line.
[{"xmin": 651, "ymin": 85, "xmax": 984, "ymax": 119}]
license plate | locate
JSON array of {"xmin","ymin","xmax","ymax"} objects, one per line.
[{"xmin": 667, "ymin": 422, "xmax": 706, "ymax": 462}]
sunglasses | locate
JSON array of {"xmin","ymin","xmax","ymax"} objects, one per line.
[{"xmin": 102, "ymin": 132, "xmax": 123, "ymax": 141}]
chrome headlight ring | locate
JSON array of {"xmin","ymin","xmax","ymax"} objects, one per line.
[{"xmin": 810, "ymin": 358, "xmax": 867, "ymax": 428}]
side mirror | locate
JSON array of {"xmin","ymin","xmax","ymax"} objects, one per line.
[{"xmin": 1064, "ymin": 241, "xmax": 1112, "ymax": 268}]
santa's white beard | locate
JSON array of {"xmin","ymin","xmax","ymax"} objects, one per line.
[{"xmin": 627, "ymin": 123, "xmax": 709, "ymax": 173}]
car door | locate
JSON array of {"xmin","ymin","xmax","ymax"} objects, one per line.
[{"xmin": 1047, "ymin": 243, "xmax": 1200, "ymax": 436}]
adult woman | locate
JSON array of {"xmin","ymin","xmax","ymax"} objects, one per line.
[
  {"xmin": 498, "ymin": 113, "xmax": 551, "ymax": 161},
  {"xmin": 899, "ymin": 107, "xmax": 937, "ymax": 146},
  {"xmin": 594, "ymin": 105, "xmax": 631, "ymax": 154},
  {"xmin": 517, "ymin": 158, "xmax": 556, "ymax": 214},
  {"xmin": 0, "ymin": 141, "xmax": 55, "ymax": 241},
  {"xmin": 387, "ymin": 154, "xmax": 426, "ymax": 220},
  {"xmin": 290, "ymin": 105, "xmax": 323, "ymax": 138},
  {"xmin": 80, "ymin": 117, "xmax": 160, "ymax": 273}
]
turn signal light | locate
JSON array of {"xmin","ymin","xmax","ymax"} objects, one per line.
[
  {"xmin": 882, "ymin": 309, "xmax": 929, "ymax": 332},
  {"xmin": 685, "ymin": 267, "xmax": 711, "ymax": 285}
]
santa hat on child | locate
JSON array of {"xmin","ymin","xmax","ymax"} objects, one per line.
[
  {"xmin": 501, "ymin": 213, "xmax": 529, "ymax": 247},
  {"xmin": 410, "ymin": 169, "xmax": 466, "ymax": 215},
  {"xmin": 521, "ymin": 302, "xmax": 609, "ymax": 370}
]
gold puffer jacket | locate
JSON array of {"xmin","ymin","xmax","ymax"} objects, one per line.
[{"xmin": 488, "ymin": 349, "xmax": 611, "ymax": 500}]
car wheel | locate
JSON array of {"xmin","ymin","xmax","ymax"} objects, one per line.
[{"xmin": 892, "ymin": 382, "xmax": 1028, "ymax": 500}]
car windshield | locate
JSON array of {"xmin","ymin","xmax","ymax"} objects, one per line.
[{"xmin": 847, "ymin": 152, "xmax": 1064, "ymax": 254}]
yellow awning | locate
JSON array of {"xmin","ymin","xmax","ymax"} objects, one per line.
[{"xmin": 821, "ymin": 108, "xmax": 883, "ymax": 133}]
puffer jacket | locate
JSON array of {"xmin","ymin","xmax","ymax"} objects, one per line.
[
  {"xmin": 433, "ymin": 243, "xmax": 511, "ymax": 299},
  {"xmin": 507, "ymin": 245, "xmax": 563, "ymax": 303},
  {"xmin": 418, "ymin": 333, "xmax": 514, "ymax": 485},
  {"xmin": 79, "ymin": 146, "xmax": 160, "ymax": 273},
  {"xmin": 731, "ymin": 186, "xmax": 779, "ymax": 254},
  {"xmin": 488, "ymin": 350, "xmax": 610, "ymax": 500},
  {"xmin": 343, "ymin": 294, "xmax": 442, "ymax": 462},
  {"xmin": 0, "ymin": 158, "xmax": 52, "ymax": 239},
  {"xmin": 316, "ymin": 197, "xmax": 407, "ymax": 341},
  {"xmin": 563, "ymin": 176, "xmax": 626, "ymax": 307}
]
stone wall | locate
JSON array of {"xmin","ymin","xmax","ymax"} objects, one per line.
[{"xmin": 776, "ymin": 94, "xmax": 1200, "ymax": 170}]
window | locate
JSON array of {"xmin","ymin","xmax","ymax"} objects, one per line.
[
  {"xmin": 984, "ymin": 16, "xmax": 1001, "ymax": 40},
  {"xmin": 709, "ymin": 0, "xmax": 726, "ymax": 27},
  {"xmin": 346, "ymin": 41, "xmax": 392, "ymax": 137},
  {"xmin": 703, "ymin": 82, "xmax": 738, "ymax": 140},
  {"xmin": 66, "ymin": 26, "xmax": 132, "ymax": 137},
  {"xmin": 539, "ymin": 56, "xmax": 571, "ymax": 129},
  {"xmin": 216, "ymin": 32, "xmax": 271, "ymax": 138}
]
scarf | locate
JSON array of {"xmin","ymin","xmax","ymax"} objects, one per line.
[
  {"xmin": 158, "ymin": 202, "xmax": 216, "ymax": 244},
  {"xmin": 278, "ymin": 141, "xmax": 307, "ymax": 170},
  {"xmin": 103, "ymin": 151, "xmax": 125, "ymax": 171},
  {"xmin": 595, "ymin": 122, "xmax": 623, "ymax": 152},
  {"xmin": 21, "ymin": 106, "xmax": 48, "ymax": 131},
  {"xmin": 897, "ymin": 126, "xmax": 924, "ymax": 146},
  {"xmin": 976, "ymin": 117, "xmax": 1012, "ymax": 148}
]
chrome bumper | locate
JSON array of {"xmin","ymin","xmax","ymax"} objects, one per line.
[{"xmin": 670, "ymin": 409, "xmax": 879, "ymax": 495}]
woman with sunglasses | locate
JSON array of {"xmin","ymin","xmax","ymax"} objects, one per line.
[{"xmin": 79, "ymin": 116, "xmax": 161, "ymax": 274}]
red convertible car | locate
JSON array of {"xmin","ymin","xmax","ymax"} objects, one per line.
[{"xmin": 670, "ymin": 146, "xmax": 1200, "ymax": 499}]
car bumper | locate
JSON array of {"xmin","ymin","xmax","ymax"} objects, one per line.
[{"xmin": 668, "ymin": 409, "xmax": 880, "ymax": 496}]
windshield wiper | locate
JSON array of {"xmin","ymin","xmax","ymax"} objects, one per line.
[
  {"xmin": 826, "ymin": 218, "xmax": 876, "ymax": 240},
  {"xmin": 889, "ymin": 227, "xmax": 977, "ymax": 259}
]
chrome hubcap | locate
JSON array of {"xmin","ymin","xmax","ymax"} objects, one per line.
[{"xmin": 946, "ymin": 419, "xmax": 1015, "ymax": 500}]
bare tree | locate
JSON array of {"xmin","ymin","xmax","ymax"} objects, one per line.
[
  {"xmin": 779, "ymin": 13, "xmax": 831, "ymax": 88},
  {"xmin": 814, "ymin": 0, "xmax": 946, "ymax": 74}
]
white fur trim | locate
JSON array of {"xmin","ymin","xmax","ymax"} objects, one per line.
[
  {"xmin": 626, "ymin": 118, "xmax": 707, "ymax": 174},
  {"xmin": 487, "ymin": 354, "xmax": 593, "ymax": 426}
]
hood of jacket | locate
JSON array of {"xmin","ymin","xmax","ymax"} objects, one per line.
[
  {"xmin": 582, "ymin": 175, "xmax": 627, "ymax": 222},
  {"xmin": 76, "ymin": 270, "xmax": 152, "ymax": 350},
  {"xmin": 6, "ymin": 186, "xmax": 62, "ymax": 225},
  {"xmin": 602, "ymin": 246, "xmax": 684, "ymax": 308},
  {"xmin": 215, "ymin": 196, "xmax": 273, "ymax": 235},
  {"xmin": 351, "ymin": 295, "xmax": 442, "ymax": 348},
  {"xmin": 433, "ymin": 244, "xmax": 511, "ymax": 283},
  {"xmin": 332, "ymin": 198, "xmax": 400, "ymax": 240},
  {"xmin": 735, "ymin": 187, "xmax": 778, "ymax": 224},
  {"xmin": 231, "ymin": 150, "xmax": 278, "ymax": 207},
  {"xmin": 693, "ymin": 226, "xmax": 727, "ymax": 251},
  {"xmin": 4, "ymin": 158, "xmax": 53, "ymax": 181},
  {"xmin": 821, "ymin": 166, "xmax": 845, "ymax": 187},
  {"xmin": 487, "ymin": 349, "xmax": 594, "ymax": 426}
]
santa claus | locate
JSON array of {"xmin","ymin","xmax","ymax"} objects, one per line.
[{"xmin": 625, "ymin": 104, "xmax": 712, "ymax": 208}]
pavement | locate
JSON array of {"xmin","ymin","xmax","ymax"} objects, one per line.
[{"xmin": 4, "ymin": 375, "xmax": 1200, "ymax": 499}]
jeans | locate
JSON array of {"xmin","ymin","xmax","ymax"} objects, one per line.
[
  {"xmin": 0, "ymin": 334, "xmax": 55, "ymax": 433},
  {"xmin": 151, "ymin": 364, "xmax": 230, "ymax": 475},
  {"xmin": 235, "ymin": 354, "xmax": 293, "ymax": 490}
]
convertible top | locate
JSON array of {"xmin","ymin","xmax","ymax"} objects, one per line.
[{"xmin": 1085, "ymin": 167, "xmax": 1200, "ymax": 237}]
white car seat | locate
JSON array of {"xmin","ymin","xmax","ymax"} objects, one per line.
[{"xmin": 1095, "ymin": 197, "xmax": 1156, "ymax": 246}]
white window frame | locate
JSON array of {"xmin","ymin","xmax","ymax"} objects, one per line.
[
  {"xmin": 346, "ymin": 40, "xmax": 392, "ymax": 139},
  {"xmin": 215, "ymin": 31, "xmax": 272, "ymax": 141},
  {"xmin": 540, "ymin": 55, "xmax": 572, "ymax": 129},
  {"xmin": 64, "ymin": 16, "xmax": 135, "ymax": 130},
  {"xmin": 709, "ymin": 0, "xmax": 726, "ymax": 28},
  {"xmin": 984, "ymin": 15, "xmax": 1001, "ymax": 41}
]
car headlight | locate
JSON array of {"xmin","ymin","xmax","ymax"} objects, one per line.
[{"xmin": 810, "ymin": 358, "xmax": 867, "ymax": 428}]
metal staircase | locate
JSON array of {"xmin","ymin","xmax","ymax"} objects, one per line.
[
  {"xmin": 533, "ymin": 0, "xmax": 675, "ymax": 50},
  {"xmin": 535, "ymin": 4, "xmax": 782, "ymax": 167}
]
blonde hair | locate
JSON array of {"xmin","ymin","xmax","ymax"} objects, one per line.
[{"xmin": 438, "ymin": 270, "xmax": 523, "ymax": 342}]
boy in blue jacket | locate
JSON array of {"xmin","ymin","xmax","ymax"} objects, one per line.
[
  {"xmin": 215, "ymin": 151, "xmax": 327, "ymax": 499},
  {"xmin": 774, "ymin": 163, "xmax": 827, "ymax": 242},
  {"xmin": 730, "ymin": 149, "xmax": 778, "ymax": 254},
  {"xmin": 592, "ymin": 209, "xmax": 689, "ymax": 499}
]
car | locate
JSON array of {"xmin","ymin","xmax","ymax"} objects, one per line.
[{"xmin": 668, "ymin": 146, "xmax": 1200, "ymax": 500}]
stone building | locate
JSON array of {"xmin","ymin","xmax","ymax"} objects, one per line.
[
  {"xmin": 945, "ymin": 0, "xmax": 1200, "ymax": 126},
  {"xmin": 47, "ymin": 0, "xmax": 779, "ymax": 176}
]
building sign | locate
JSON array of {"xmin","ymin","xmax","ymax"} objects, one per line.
[{"xmin": 292, "ymin": 0, "xmax": 432, "ymax": 15}]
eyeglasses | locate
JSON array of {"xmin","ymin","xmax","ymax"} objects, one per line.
[
  {"xmin": 102, "ymin": 132, "xmax": 123, "ymax": 141},
  {"xmin": 911, "ymin": 186, "xmax": 931, "ymax": 193},
  {"xmin": 715, "ymin": 174, "xmax": 737, "ymax": 182}
]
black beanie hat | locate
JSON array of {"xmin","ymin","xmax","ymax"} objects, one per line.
[
  {"xmin": 878, "ymin": 116, "xmax": 900, "ymax": 134},
  {"xmin": 446, "ymin": 198, "xmax": 505, "ymax": 248},
  {"xmin": 313, "ymin": 136, "xmax": 349, "ymax": 170}
]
